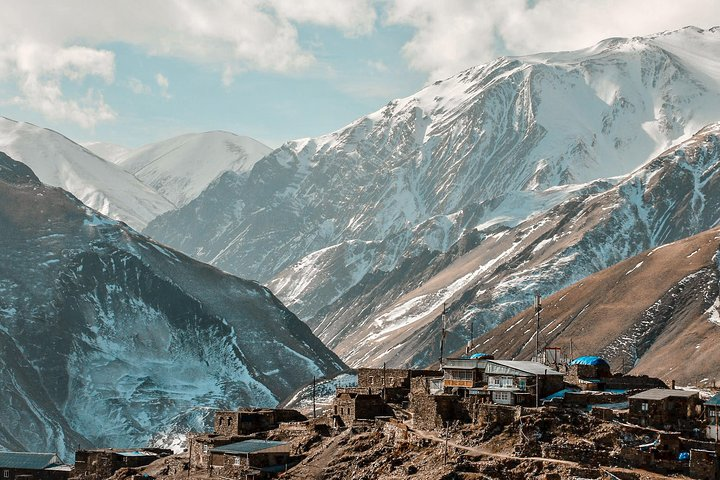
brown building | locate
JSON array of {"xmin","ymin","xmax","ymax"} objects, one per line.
[
  {"xmin": 209, "ymin": 440, "xmax": 290, "ymax": 478},
  {"xmin": 356, "ymin": 368, "xmax": 442, "ymax": 403},
  {"xmin": 0, "ymin": 452, "xmax": 69, "ymax": 480},
  {"xmin": 333, "ymin": 390, "xmax": 393, "ymax": 426},
  {"xmin": 72, "ymin": 449, "xmax": 170, "ymax": 479},
  {"xmin": 628, "ymin": 388, "xmax": 703, "ymax": 430},
  {"xmin": 485, "ymin": 360, "xmax": 564, "ymax": 407},
  {"xmin": 441, "ymin": 355, "xmax": 493, "ymax": 392},
  {"xmin": 214, "ymin": 408, "xmax": 306, "ymax": 436}
]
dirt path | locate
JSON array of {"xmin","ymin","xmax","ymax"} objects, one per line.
[{"xmin": 406, "ymin": 425, "xmax": 579, "ymax": 467}]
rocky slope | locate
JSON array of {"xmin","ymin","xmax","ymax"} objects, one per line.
[
  {"xmin": 0, "ymin": 153, "xmax": 344, "ymax": 459},
  {"xmin": 144, "ymin": 27, "xmax": 720, "ymax": 367},
  {"xmin": 114, "ymin": 131, "xmax": 271, "ymax": 208},
  {"xmin": 465, "ymin": 225, "xmax": 720, "ymax": 387},
  {"xmin": 313, "ymin": 122, "xmax": 720, "ymax": 368},
  {"xmin": 0, "ymin": 117, "xmax": 174, "ymax": 229}
]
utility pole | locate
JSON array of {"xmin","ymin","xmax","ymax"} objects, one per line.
[
  {"xmin": 439, "ymin": 303, "xmax": 447, "ymax": 365},
  {"xmin": 534, "ymin": 293, "xmax": 542, "ymax": 362},
  {"xmin": 382, "ymin": 362, "xmax": 387, "ymax": 401},
  {"xmin": 312, "ymin": 376, "xmax": 316, "ymax": 419}
]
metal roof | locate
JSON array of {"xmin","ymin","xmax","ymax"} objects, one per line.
[
  {"xmin": 569, "ymin": 356, "xmax": 610, "ymax": 367},
  {"xmin": 486, "ymin": 360, "xmax": 564, "ymax": 376},
  {"xmin": 0, "ymin": 452, "xmax": 63, "ymax": 470},
  {"xmin": 629, "ymin": 388, "xmax": 699, "ymax": 401},
  {"xmin": 706, "ymin": 392, "xmax": 720, "ymax": 406},
  {"xmin": 116, "ymin": 451, "xmax": 157, "ymax": 457},
  {"xmin": 210, "ymin": 440, "xmax": 288, "ymax": 455}
]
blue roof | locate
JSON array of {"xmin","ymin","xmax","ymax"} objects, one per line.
[
  {"xmin": 0, "ymin": 452, "xmax": 63, "ymax": 470},
  {"xmin": 117, "ymin": 451, "xmax": 157, "ymax": 457},
  {"xmin": 570, "ymin": 356, "xmax": 610, "ymax": 367},
  {"xmin": 707, "ymin": 393, "xmax": 720, "ymax": 406},
  {"xmin": 469, "ymin": 353, "xmax": 492, "ymax": 359},
  {"xmin": 210, "ymin": 440, "xmax": 288, "ymax": 455}
]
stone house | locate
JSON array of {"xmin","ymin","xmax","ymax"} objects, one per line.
[
  {"xmin": 357, "ymin": 368, "xmax": 442, "ymax": 403},
  {"xmin": 209, "ymin": 440, "xmax": 290, "ymax": 478},
  {"xmin": 628, "ymin": 388, "xmax": 702, "ymax": 430},
  {"xmin": 72, "ymin": 449, "xmax": 170, "ymax": 479},
  {"xmin": 214, "ymin": 408, "xmax": 306, "ymax": 436},
  {"xmin": 485, "ymin": 360, "xmax": 564, "ymax": 406},
  {"xmin": 0, "ymin": 452, "xmax": 69, "ymax": 480},
  {"xmin": 333, "ymin": 390, "xmax": 393, "ymax": 426},
  {"xmin": 705, "ymin": 392, "xmax": 720, "ymax": 441}
]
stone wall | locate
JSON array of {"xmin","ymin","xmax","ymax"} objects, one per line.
[{"xmin": 690, "ymin": 449, "xmax": 719, "ymax": 480}]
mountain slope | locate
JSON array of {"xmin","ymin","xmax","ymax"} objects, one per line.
[
  {"xmin": 466, "ymin": 225, "xmax": 720, "ymax": 387},
  {"xmin": 0, "ymin": 152, "xmax": 344, "ymax": 459},
  {"xmin": 0, "ymin": 117, "xmax": 174, "ymax": 229},
  {"xmin": 311, "ymin": 121, "xmax": 720, "ymax": 368},
  {"xmin": 116, "ymin": 131, "xmax": 271, "ymax": 208}
]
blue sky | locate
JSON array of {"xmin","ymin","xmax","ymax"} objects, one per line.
[{"xmin": 1, "ymin": 0, "xmax": 718, "ymax": 150}]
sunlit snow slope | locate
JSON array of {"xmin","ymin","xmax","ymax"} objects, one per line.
[
  {"xmin": 0, "ymin": 153, "xmax": 344, "ymax": 460},
  {"xmin": 116, "ymin": 131, "xmax": 271, "ymax": 208},
  {"xmin": 0, "ymin": 117, "xmax": 174, "ymax": 230}
]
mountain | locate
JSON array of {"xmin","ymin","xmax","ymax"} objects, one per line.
[
  {"xmin": 0, "ymin": 152, "xmax": 344, "ymax": 460},
  {"xmin": 465, "ymin": 225, "xmax": 720, "ymax": 387},
  {"xmin": 81, "ymin": 141, "xmax": 132, "ymax": 164},
  {"xmin": 0, "ymin": 117, "xmax": 174, "ymax": 229},
  {"xmin": 144, "ymin": 27, "xmax": 720, "ymax": 366},
  {"xmin": 307, "ymin": 121, "xmax": 720, "ymax": 368},
  {"xmin": 116, "ymin": 131, "xmax": 271, "ymax": 208}
]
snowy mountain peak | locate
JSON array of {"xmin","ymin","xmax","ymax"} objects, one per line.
[
  {"xmin": 0, "ymin": 117, "xmax": 174, "ymax": 230},
  {"xmin": 116, "ymin": 131, "xmax": 272, "ymax": 208}
]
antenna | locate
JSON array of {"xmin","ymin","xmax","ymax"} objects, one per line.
[
  {"xmin": 439, "ymin": 303, "xmax": 447, "ymax": 365},
  {"xmin": 534, "ymin": 293, "xmax": 542, "ymax": 362},
  {"xmin": 466, "ymin": 319, "xmax": 473, "ymax": 355}
]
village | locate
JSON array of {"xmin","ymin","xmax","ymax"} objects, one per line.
[{"xmin": 3, "ymin": 344, "xmax": 720, "ymax": 480}]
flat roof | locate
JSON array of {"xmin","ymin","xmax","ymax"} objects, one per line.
[
  {"xmin": 116, "ymin": 451, "xmax": 158, "ymax": 457},
  {"xmin": 211, "ymin": 440, "xmax": 288, "ymax": 455},
  {"xmin": 486, "ymin": 360, "xmax": 564, "ymax": 376},
  {"xmin": 629, "ymin": 388, "xmax": 699, "ymax": 400},
  {"xmin": 0, "ymin": 452, "xmax": 63, "ymax": 470}
]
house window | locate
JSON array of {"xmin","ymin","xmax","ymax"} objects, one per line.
[
  {"xmin": 3, "ymin": 470, "xmax": 8, "ymax": 478},
  {"xmin": 228, "ymin": 417, "xmax": 233, "ymax": 426},
  {"xmin": 123, "ymin": 457, "xmax": 128, "ymax": 463},
  {"xmin": 203, "ymin": 445, "xmax": 209, "ymax": 453},
  {"xmin": 710, "ymin": 409, "xmax": 716, "ymax": 417},
  {"xmin": 218, "ymin": 418, "xmax": 223, "ymax": 426},
  {"xmin": 369, "ymin": 376, "xmax": 374, "ymax": 385},
  {"xmin": 234, "ymin": 457, "xmax": 241, "ymax": 466},
  {"xmin": 641, "ymin": 402, "xmax": 649, "ymax": 412}
]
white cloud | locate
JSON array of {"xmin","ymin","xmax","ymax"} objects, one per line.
[
  {"xmin": 386, "ymin": 0, "xmax": 720, "ymax": 80},
  {"xmin": 0, "ymin": 0, "xmax": 378, "ymax": 127},
  {"xmin": 128, "ymin": 77, "xmax": 152, "ymax": 95},
  {"xmin": 0, "ymin": 42, "xmax": 116, "ymax": 128},
  {"xmin": 155, "ymin": 73, "xmax": 171, "ymax": 99}
]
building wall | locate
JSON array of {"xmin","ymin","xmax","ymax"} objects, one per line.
[
  {"xmin": 0, "ymin": 468, "xmax": 69, "ymax": 480},
  {"xmin": 628, "ymin": 395, "xmax": 702, "ymax": 430},
  {"xmin": 357, "ymin": 368, "xmax": 441, "ymax": 389}
]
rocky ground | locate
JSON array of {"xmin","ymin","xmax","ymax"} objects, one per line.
[{"xmin": 111, "ymin": 406, "xmax": 696, "ymax": 480}]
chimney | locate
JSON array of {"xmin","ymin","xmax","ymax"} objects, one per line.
[{"xmin": 671, "ymin": 380, "xmax": 675, "ymax": 390}]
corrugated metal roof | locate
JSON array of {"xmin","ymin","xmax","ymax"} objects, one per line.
[
  {"xmin": 210, "ymin": 440, "xmax": 288, "ymax": 455},
  {"xmin": 117, "ymin": 451, "xmax": 157, "ymax": 457},
  {"xmin": 629, "ymin": 388, "xmax": 699, "ymax": 400},
  {"xmin": 486, "ymin": 360, "xmax": 564, "ymax": 376},
  {"xmin": 0, "ymin": 452, "xmax": 63, "ymax": 470},
  {"xmin": 706, "ymin": 392, "xmax": 720, "ymax": 406}
]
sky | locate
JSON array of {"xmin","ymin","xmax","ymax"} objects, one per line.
[{"xmin": 1, "ymin": 0, "xmax": 719, "ymax": 150}]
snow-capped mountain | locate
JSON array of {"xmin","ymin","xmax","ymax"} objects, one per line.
[
  {"xmin": 116, "ymin": 131, "xmax": 271, "ymax": 208},
  {"xmin": 0, "ymin": 152, "xmax": 344, "ymax": 460},
  {"xmin": 145, "ymin": 27, "xmax": 720, "ymax": 366},
  {"xmin": 81, "ymin": 141, "xmax": 132, "ymax": 164},
  {"xmin": 0, "ymin": 117, "xmax": 174, "ymax": 230},
  {"xmin": 466, "ymin": 224, "xmax": 720, "ymax": 387},
  {"xmin": 312, "ymin": 122, "xmax": 720, "ymax": 368}
]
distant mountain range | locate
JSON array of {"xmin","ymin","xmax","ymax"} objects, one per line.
[
  {"xmin": 142, "ymin": 27, "xmax": 720, "ymax": 368},
  {"xmin": 0, "ymin": 152, "xmax": 344, "ymax": 459}
]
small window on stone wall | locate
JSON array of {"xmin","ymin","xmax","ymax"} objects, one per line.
[
  {"xmin": 228, "ymin": 417, "xmax": 233, "ymax": 426},
  {"xmin": 218, "ymin": 418, "xmax": 223, "ymax": 426}
]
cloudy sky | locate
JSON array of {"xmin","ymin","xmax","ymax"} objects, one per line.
[{"xmin": 1, "ymin": 0, "xmax": 718, "ymax": 148}]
